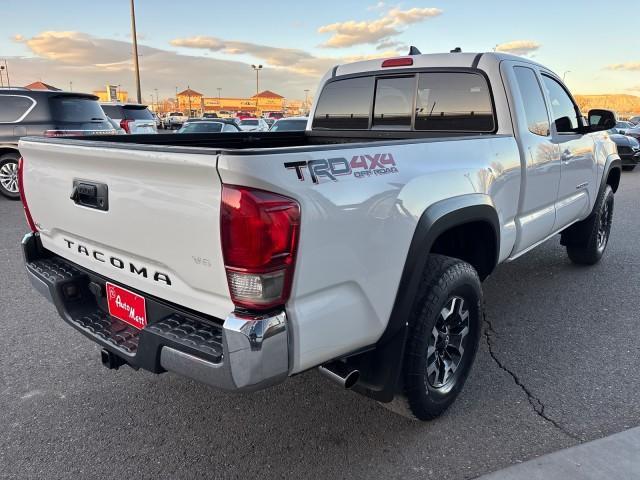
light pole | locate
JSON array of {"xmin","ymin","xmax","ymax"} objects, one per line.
[
  {"xmin": 130, "ymin": 0, "xmax": 142, "ymax": 103},
  {"xmin": 304, "ymin": 89, "xmax": 310, "ymax": 113},
  {"xmin": 69, "ymin": 81, "xmax": 73, "ymax": 92},
  {"xmin": 187, "ymin": 85, "xmax": 192, "ymax": 117},
  {"xmin": 251, "ymin": 64, "xmax": 263, "ymax": 96},
  {"xmin": 562, "ymin": 70, "xmax": 571, "ymax": 82},
  {"xmin": 154, "ymin": 88, "xmax": 159, "ymax": 111}
]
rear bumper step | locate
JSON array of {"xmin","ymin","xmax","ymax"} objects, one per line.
[{"xmin": 23, "ymin": 233, "xmax": 289, "ymax": 392}]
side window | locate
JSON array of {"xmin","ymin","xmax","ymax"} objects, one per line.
[
  {"xmin": 0, "ymin": 95, "xmax": 35, "ymax": 122},
  {"xmin": 541, "ymin": 75, "xmax": 580, "ymax": 134},
  {"xmin": 372, "ymin": 76, "xmax": 414, "ymax": 128},
  {"xmin": 312, "ymin": 76, "xmax": 373, "ymax": 130},
  {"xmin": 223, "ymin": 123, "xmax": 237, "ymax": 132},
  {"xmin": 513, "ymin": 67, "xmax": 550, "ymax": 136},
  {"xmin": 415, "ymin": 72, "xmax": 494, "ymax": 132}
]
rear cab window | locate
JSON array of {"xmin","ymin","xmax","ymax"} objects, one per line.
[
  {"xmin": 312, "ymin": 76, "xmax": 373, "ymax": 130},
  {"xmin": 0, "ymin": 95, "xmax": 36, "ymax": 122},
  {"xmin": 312, "ymin": 71, "xmax": 495, "ymax": 133}
]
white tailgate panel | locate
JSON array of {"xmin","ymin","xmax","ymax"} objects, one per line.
[{"xmin": 20, "ymin": 139, "xmax": 233, "ymax": 319}]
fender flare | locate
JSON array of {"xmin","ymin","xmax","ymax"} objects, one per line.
[
  {"xmin": 350, "ymin": 194, "xmax": 500, "ymax": 402},
  {"xmin": 599, "ymin": 154, "xmax": 621, "ymax": 197}
]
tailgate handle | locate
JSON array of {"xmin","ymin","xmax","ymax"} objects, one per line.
[{"xmin": 71, "ymin": 180, "xmax": 109, "ymax": 211}]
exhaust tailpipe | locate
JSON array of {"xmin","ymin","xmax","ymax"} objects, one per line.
[{"xmin": 318, "ymin": 362, "xmax": 360, "ymax": 389}]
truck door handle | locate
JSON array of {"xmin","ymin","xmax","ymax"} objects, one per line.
[{"xmin": 70, "ymin": 180, "xmax": 109, "ymax": 211}]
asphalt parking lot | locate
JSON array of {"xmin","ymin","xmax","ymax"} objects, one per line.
[{"xmin": 1, "ymin": 169, "xmax": 639, "ymax": 480}]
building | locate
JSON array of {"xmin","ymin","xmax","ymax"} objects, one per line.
[
  {"xmin": 177, "ymin": 88, "xmax": 204, "ymax": 116},
  {"xmin": 93, "ymin": 85, "xmax": 129, "ymax": 103},
  {"xmin": 177, "ymin": 89, "xmax": 286, "ymax": 117},
  {"xmin": 25, "ymin": 81, "xmax": 61, "ymax": 91}
]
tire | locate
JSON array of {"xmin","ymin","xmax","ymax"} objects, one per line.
[
  {"xmin": 564, "ymin": 185, "xmax": 614, "ymax": 265},
  {"xmin": 401, "ymin": 254, "xmax": 483, "ymax": 421},
  {"xmin": 622, "ymin": 165, "xmax": 636, "ymax": 171},
  {"xmin": 0, "ymin": 153, "xmax": 20, "ymax": 200}
]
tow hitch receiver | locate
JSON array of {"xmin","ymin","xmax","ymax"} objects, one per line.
[{"xmin": 101, "ymin": 349, "xmax": 126, "ymax": 370}]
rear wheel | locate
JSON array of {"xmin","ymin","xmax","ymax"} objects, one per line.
[
  {"xmin": 563, "ymin": 185, "xmax": 614, "ymax": 265},
  {"xmin": 400, "ymin": 254, "xmax": 482, "ymax": 421},
  {"xmin": 0, "ymin": 153, "xmax": 20, "ymax": 200}
]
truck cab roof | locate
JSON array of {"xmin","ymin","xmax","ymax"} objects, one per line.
[{"xmin": 334, "ymin": 52, "xmax": 548, "ymax": 77}]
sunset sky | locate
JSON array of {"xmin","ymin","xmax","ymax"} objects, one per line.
[{"xmin": 1, "ymin": 0, "xmax": 638, "ymax": 101}]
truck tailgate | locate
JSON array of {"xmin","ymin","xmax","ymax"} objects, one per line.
[{"xmin": 19, "ymin": 138, "xmax": 234, "ymax": 319}]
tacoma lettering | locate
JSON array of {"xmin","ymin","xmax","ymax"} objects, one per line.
[{"xmin": 62, "ymin": 238, "xmax": 171, "ymax": 285}]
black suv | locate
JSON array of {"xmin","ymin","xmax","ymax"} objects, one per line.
[{"xmin": 0, "ymin": 89, "xmax": 114, "ymax": 199}]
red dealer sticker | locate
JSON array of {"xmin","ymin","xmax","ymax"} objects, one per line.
[{"xmin": 106, "ymin": 282, "xmax": 147, "ymax": 330}]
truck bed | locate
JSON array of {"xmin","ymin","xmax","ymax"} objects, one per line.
[{"xmin": 33, "ymin": 130, "xmax": 493, "ymax": 153}]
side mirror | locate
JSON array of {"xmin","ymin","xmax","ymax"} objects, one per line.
[{"xmin": 587, "ymin": 109, "xmax": 616, "ymax": 132}]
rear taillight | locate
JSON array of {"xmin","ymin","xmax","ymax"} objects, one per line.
[
  {"xmin": 220, "ymin": 185, "xmax": 300, "ymax": 311},
  {"xmin": 17, "ymin": 157, "xmax": 38, "ymax": 233},
  {"xmin": 120, "ymin": 119, "xmax": 134, "ymax": 133}
]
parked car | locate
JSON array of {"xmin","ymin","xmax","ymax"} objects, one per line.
[
  {"xmin": 621, "ymin": 125, "xmax": 640, "ymax": 141},
  {"xmin": 100, "ymin": 103, "xmax": 157, "ymax": 135},
  {"xmin": 106, "ymin": 117, "xmax": 127, "ymax": 135},
  {"xmin": 18, "ymin": 52, "xmax": 621, "ymax": 421},
  {"xmin": 0, "ymin": 89, "xmax": 114, "ymax": 199},
  {"xmin": 217, "ymin": 110, "xmax": 234, "ymax": 119},
  {"xmin": 202, "ymin": 112, "xmax": 219, "ymax": 119},
  {"xmin": 611, "ymin": 121, "xmax": 635, "ymax": 134},
  {"xmin": 264, "ymin": 118, "xmax": 275, "ymax": 128},
  {"xmin": 165, "ymin": 111, "xmax": 188, "ymax": 130},
  {"xmin": 265, "ymin": 111, "xmax": 284, "ymax": 120},
  {"xmin": 269, "ymin": 116, "xmax": 309, "ymax": 132},
  {"xmin": 153, "ymin": 113, "xmax": 162, "ymax": 130},
  {"xmin": 238, "ymin": 118, "xmax": 269, "ymax": 131},
  {"xmin": 609, "ymin": 133, "xmax": 640, "ymax": 170},
  {"xmin": 177, "ymin": 119, "xmax": 241, "ymax": 133}
]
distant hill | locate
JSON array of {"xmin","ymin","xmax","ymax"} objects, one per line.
[{"xmin": 575, "ymin": 94, "xmax": 640, "ymax": 118}]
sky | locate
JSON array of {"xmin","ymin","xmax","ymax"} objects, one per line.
[{"xmin": 1, "ymin": 0, "xmax": 638, "ymax": 102}]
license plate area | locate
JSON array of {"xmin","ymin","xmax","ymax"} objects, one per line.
[{"xmin": 106, "ymin": 282, "xmax": 147, "ymax": 330}]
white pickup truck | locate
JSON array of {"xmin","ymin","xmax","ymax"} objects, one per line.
[{"xmin": 19, "ymin": 52, "xmax": 621, "ymax": 420}]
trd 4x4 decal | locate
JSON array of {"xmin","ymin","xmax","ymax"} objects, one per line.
[{"xmin": 284, "ymin": 153, "xmax": 398, "ymax": 184}]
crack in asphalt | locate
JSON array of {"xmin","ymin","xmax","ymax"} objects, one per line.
[{"xmin": 483, "ymin": 313, "xmax": 580, "ymax": 440}]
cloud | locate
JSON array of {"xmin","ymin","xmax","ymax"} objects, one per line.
[
  {"xmin": 10, "ymin": 31, "xmax": 318, "ymax": 100},
  {"xmin": 376, "ymin": 39, "xmax": 404, "ymax": 51},
  {"xmin": 171, "ymin": 35, "xmax": 399, "ymax": 76},
  {"xmin": 170, "ymin": 36, "xmax": 316, "ymax": 72},
  {"xmin": 606, "ymin": 62, "xmax": 640, "ymax": 71},
  {"xmin": 495, "ymin": 40, "xmax": 540, "ymax": 56},
  {"xmin": 318, "ymin": 7, "xmax": 442, "ymax": 48},
  {"xmin": 367, "ymin": 1, "xmax": 386, "ymax": 10}
]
